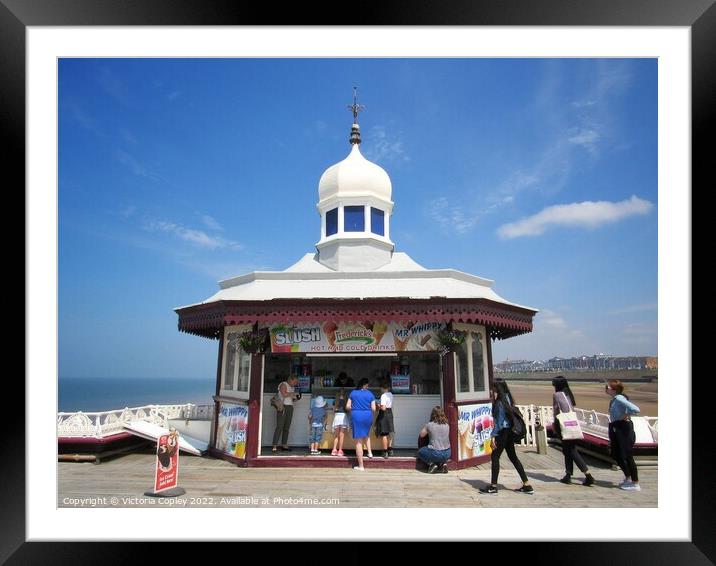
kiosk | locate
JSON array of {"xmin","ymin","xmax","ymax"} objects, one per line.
[{"xmin": 175, "ymin": 104, "xmax": 537, "ymax": 469}]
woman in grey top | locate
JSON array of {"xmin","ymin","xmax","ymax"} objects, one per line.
[
  {"xmin": 552, "ymin": 376, "xmax": 595, "ymax": 486},
  {"xmin": 417, "ymin": 406, "xmax": 451, "ymax": 474}
]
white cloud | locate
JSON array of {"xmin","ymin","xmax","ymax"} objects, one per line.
[
  {"xmin": 608, "ymin": 303, "xmax": 658, "ymax": 316},
  {"xmin": 426, "ymin": 197, "xmax": 479, "ymax": 235},
  {"xmin": 497, "ymin": 195, "xmax": 654, "ymax": 239},
  {"xmin": 538, "ymin": 309, "xmax": 568, "ymax": 330},
  {"xmin": 114, "ymin": 149, "xmax": 165, "ymax": 183},
  {"xmin": 363, "ymin": 126, "xmax": 409, "ymax": 164},
  {"xmin": 568, "ymin": 128, "xmax": 600, "ymax": 150},
  {"xmin": 145, "ymin": 220, "xmax": 243, "ymax": 251},
  {"xmin": 168, "ymin": 91, "xmax": 182, "ymax": 102},
  {"xmin": 200, "ymin": 214, "xmax": 224, "ymax": 231},
  {"xmin": 98, "ymin": 67, "xmax": 130, "ymax": 105}
]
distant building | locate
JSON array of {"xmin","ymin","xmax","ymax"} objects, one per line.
[{"xmin": 495, "ymin": 355, "xmax": 658, "ymax": 373}]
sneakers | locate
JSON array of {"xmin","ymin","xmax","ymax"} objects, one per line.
[
  {"xmin": 427, "ymin": 463, "xmax": 439, "ymax": 474},
  {"xmin": 515, "ymin": 485, "xmax": 535, "ymax": 494},
  {"xmin": 583, "ymin": 474, "xmax": 595, "ymax": 487},
  {"xmin": 310, "ymin": 449, "xmax": 320, "ymax": 455},
  {"xmin": 331, "ymin": 449, "xmax": 338, "ymax": 456},
  {"xmin": 337, "ymin": 449, "xmax": 344, "ymax": 456},
  {"xmin": 367, "ymin": 453, "xmax": 374, "ymax": 459},
  {"xmin": 387, "ymin": 449, "xmax": 394, "ymax": 457},
  {"xmin": 383, "ymin": 452, "xmax": 390, "ymax": 459},
  {"xmin": 440, "ymin": 463, "xmax": 448, "ymax": 474},
  {"xmin": 353, "ymin": 466, "xmax": 364, "ymax": 471},
  {"xmin": 620, "ymin": 482, "xmax": 641, "ymax": 491},
  {"xmin": 479, "ymin": 485, "xmax": 498, "ymax": 495},
  {"xmin": 559, "ymin": 475, "xmax": 572, "ymax": 484}
]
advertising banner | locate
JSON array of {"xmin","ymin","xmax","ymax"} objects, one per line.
[
  {"xmin": 268, "ymin": 321, "xmax": 446, "ymax": 353},
  {"xmin": 153, "ymin": 429, "xmax": 180, "ymax": 493},
  {"xmin": 457, "ymin": 403, "xmax": 494, "ymax": 461},
  {"xmin": 216, "ymin": 402, "xmax": 249, "ymax": 459}
]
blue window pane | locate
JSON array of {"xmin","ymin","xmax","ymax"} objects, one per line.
[
  {"xmin": 326, "ymin": 208, "xmax": 338, "ymax": 236},
  {"xmin": 344, "ymin": 206, "xmax": 365, "ymax": 232},
  {"xmin": 371, "ymin": 207, "xmax": 384, "ymax": 236}
]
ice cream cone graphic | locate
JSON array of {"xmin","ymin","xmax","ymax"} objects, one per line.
[
  {"xmin": 394, "ymin": 334, "xmax": 409, "ymax": 352},
  {"xmin": 465, "ymin": 420, "xmax": 476, "ymax": 458},
  {"xmin": 323, "ymin": 322, "xmax": 338, "ymax": 348},
  {"xmin": 458, "ymin": 419, "xmax": 469, "ymax": 460},
  {"xmin": 372, "ymin": 321, "xmax": 388, "ymax": 345}
]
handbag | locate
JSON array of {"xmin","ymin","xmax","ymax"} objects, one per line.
[
  {"xmin": 510, "ymin": 406, "xmax": 527, "ymax": 441},
  {"xmin": 556, "ymin": 411, "xmax": 584, "ymax": 440},
  {"xmin": 270, "ymin": 393, "xmax": 284, "ymax": 412}
]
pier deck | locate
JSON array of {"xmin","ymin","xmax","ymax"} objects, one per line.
[{"xmin": 58, "ymin": 445, "xmax": 656, "ymax": 508}]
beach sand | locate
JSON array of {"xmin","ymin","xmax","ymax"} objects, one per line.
[{"xmin": 505, "ymin": 381, "xmax": 658, "ymax": 417}]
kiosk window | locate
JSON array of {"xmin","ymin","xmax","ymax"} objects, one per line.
[
  {"xmin": 470, "ymin": 331, "xmax": 486, "ymax": 392},
  {"xmin": 453, "ymin": 324, "xmax": 490, "ymax": 399},
  {"xmin": 222, "ymin": 328, "xmax": 251, "ymax": 398},
  {"xmin": 456, "ymin": 340, "xmax": 470, "ymax": 393}
]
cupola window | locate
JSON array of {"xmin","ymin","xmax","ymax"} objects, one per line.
[
  {"xmin": 370, "ymin": 207, "xmax": 385, "ymax": 236},
  {"xmin": 326, "ymin": 208, "xmax": 338, "ymax": 237},
  {"xmin": 344, "ymin": 205, "xmax": 365, "ymax": 232}
]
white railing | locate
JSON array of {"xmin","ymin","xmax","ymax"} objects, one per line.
[
  {"xmin": 57, "ymin": 404, "xmax": 196, "ymax": 438},
  {"xmin": 534, "ymin": 405, "xmax": 659, "ymax": 443},
  {"xmin": 177, "ymin": 404, "xmax": 214, "ymax": 421}
]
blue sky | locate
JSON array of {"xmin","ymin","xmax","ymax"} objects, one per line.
[{"xmin": 58, "ymin": 58, "xmax": 657, "ymax": 379}]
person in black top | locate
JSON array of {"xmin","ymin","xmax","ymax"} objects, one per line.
[{"xmin": 334, "ymin": 371, "xmax": 354, "ymax": 388}]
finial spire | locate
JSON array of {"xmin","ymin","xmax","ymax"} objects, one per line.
[
  {"xmin": 347, "ymin": 86, "xmax": 365, "ymax": 124},
  {"xmin": 347, "ymin": 87, "xmax": 365, "ymax": 145}
]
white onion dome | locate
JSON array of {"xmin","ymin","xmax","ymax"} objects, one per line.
[{"xmin": 318, "ymin": 127, "xmax": 393, "ymax": 203}]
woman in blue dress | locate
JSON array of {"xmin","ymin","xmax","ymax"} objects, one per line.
[{"xmin": 347, "ymin": 378, "xmax": 376, "ymax": 470}]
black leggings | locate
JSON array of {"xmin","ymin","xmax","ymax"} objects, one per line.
[
  {"xmin": 561, "ymin": 439, "xmax": 589, "ymax": 476},
  {"xmin": 609, "ymin": 420, "xmax": 639, "ymax": 482},
  {"xmin": 491, "ymin": 428, "xmax": 528, "ymax": 485}
]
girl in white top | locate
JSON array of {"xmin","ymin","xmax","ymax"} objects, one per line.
[{"xmin": 376, "ymin": 381, "xmax": 395, "ymax": 458}]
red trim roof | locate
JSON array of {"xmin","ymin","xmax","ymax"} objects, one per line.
[{"xmin": 176, "ymin": 298, "xmax": 535, "ymax": 340}]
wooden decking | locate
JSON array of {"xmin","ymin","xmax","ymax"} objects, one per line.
[{"xmin": 58, "ymin": 445, "xmax": 656, "ymax": 508}]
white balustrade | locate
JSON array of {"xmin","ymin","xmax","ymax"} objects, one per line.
[
  {"xmin": 58, "ymin": 404, "xmax": 197, "ymax": 439},
  {"xmin": 511, "ymin": 405, "xmax": 658, "ymax": 447}
]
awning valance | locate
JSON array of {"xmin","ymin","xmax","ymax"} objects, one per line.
[{"xmin": 176, "ymin": 298, "xmax": 535, "ymax": 341}]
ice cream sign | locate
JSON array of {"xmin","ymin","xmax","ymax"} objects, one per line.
[
  {"xmin": 217, "ymin": 403, "xmax": 249, "ymax": 459},
  {"xmin": 268, "ymin": 321, "xmax": 446, "ymax": 353},
  {"xmin": 457, "ymin": 403, "xmax": 494, "ymax": 461}
]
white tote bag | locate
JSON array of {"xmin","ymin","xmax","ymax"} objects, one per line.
[{"xmin": 556, "ymin": 411, "xmax": 584, "ymax": 440}]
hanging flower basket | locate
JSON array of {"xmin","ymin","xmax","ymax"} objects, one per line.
[
  {"xmin": 436, "ymin": 328, "xmax": 466, "ymax": 357},
  {"xmin": 238, "ymin": 329, "xmax": 269, "ymax": 354}
]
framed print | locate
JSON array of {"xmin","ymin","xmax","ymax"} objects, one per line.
[{"xmin": 9, "ymin": 0, "xmax": 710, "ymax": 562}]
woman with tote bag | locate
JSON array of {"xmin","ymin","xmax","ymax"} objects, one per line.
[{"xmin": 552, "ymin": 376, "xmax": 595, "ymax": 486}]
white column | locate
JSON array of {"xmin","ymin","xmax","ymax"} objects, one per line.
[
  {"xmin": 337, "ymin": 204, "xmax": 344, "ymax": 234},
  {"xmin": 364, "ymin": 205, "xmax": 371, "ymax": 234},
  {"xmin": 320, "ymin": 211, "xmax": 326, "ymax": 239},
  {"xmin": 384, "ymin": 209, "xmax": 390, "ymax": 240}
]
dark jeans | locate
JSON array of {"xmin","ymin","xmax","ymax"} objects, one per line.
[
  {"xmin": 562, "ymin": 439, "xmax": 589, "ymax": 476},
  {"xmin": 491, "ymin": 428, "xmax": 528, "ymax": 485},
  {"xmin": 272, "ymin": 405, "xmax": 294, "ymax": 447},
  {"xmin": 417, "ymin": 446, "xmax": 451, "ymax": 464},
  {"xmin": 609, "ymin": 420, "xmax": 638, "ymax": 482}
]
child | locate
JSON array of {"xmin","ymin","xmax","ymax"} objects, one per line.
[
  {"xmin": 331, "ymin": 389, "xmax": 349, "ymax": 456},
  {"xmin": 376, "ymin": 380, "xmax": 395, "ymax": 458},
  {"xmin": 308, "ymin": 395, "xmax": 327, "ymax": 455}
]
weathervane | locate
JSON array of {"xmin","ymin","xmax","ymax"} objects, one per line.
[{"xmin": 347, "ymin": 86, "xmax": 365, "ymax": 124}]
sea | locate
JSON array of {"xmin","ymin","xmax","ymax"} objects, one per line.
[{"xmin": 58, "ymin": 377, "xmax": 216, "ymax": 413}]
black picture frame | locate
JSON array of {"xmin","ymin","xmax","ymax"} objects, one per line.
[{"xmin": 7, "ymin": 0, "xmax": 708, "ymax": 563}]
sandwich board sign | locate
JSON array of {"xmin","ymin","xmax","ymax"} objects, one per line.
[{"xmin": 145, "ymin": 427, "xmax": 186, "ymax": 497}]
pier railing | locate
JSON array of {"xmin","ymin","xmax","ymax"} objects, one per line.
[
  {"xmin": 515, "ymin": 405, "xmax": 658, "ymax": 447},
  {"xmin": 59, "ymin": 403, "xmax": 655, "ymax": 446},
  {"xmin": 57, "ymin": 404, "xmax": 202, "ymax": 438}
]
